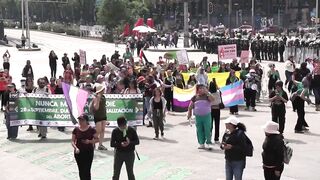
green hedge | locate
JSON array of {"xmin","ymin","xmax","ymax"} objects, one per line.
[
  {"xmin": 4, "ymin": 21, "xmax": 86, "ymax": 38},
  {"xmin": 3, "ymin": 20, "xmax": 18, "ymax": 28},
  {"xmin": 39, "ymin": 22, "xmax": 52, "ymax": 31}
]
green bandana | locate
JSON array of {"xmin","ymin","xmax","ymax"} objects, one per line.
[{"xmin": 120, "ymin": 127, "xmax": 128, "ymax": 137}]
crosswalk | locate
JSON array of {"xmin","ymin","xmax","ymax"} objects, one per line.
[{"xmin": 0, "ymin": 125, "xmax": 192, "ymax": 180}]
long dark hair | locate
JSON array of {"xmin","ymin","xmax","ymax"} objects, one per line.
[
  {"xmin": 209, "ymin": 78, "xmax": 218, "ymax": 93},
  {"xmin": 236, "ymin": 122, "xmax": 247, "ymax": 132}
]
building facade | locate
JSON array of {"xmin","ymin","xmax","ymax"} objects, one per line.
[{"xmin": 152, "ymin": 0, "xmax": 319, "ymax": 29}]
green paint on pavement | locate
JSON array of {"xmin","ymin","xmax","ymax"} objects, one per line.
[
  {"xmin": 95, "ymin": 155, "xmax": 150, "ymax": 180},
  {"xmin": 165, "ymin": 168, "xmax": 192, "ymax": 180},
  {"xmin": 136, "ymin": 162, "xmax": 169, "ymax": 180}
]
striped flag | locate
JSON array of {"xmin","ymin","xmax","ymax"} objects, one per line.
[
  {"xmin": 62, "ymin": 82, "xmax": 89, "ymax": 124},
  {"xmin": 173, "ymin": 86, "xmax": 196, "ymax": 112},
  {"xmin": 220, "ymin": 81, "xmax": 245, "ymax": 107}
]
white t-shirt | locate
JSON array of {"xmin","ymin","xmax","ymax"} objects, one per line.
[
  {"xmin": 3, "ymin": 56, "xmax": 9, "ymax": 63},
  {"xmin": 307, "ymin": 62, "xmax": 314, "ymax": 73}
]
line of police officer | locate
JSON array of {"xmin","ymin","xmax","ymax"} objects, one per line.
[
  {"xmin": 191, "ymin": 32, "xmax": 286, "ymax": 62},
  {"xmin": 191, "ymin": 34, "xmax": 250, "ymax": 55}
]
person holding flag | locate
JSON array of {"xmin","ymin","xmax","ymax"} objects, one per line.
[{"xmin": 91, "ymin": 84, "xmax": 109, "ymax": 150}]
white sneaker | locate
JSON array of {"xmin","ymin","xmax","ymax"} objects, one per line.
[
  {"xmin": 206, "ymin": 144, "xmax": 213, "ymax": 150},
  {"xmin": 214, "ymin": 141, "xmax": 220, "ymax": 144},
  {"xmin": 198, "ymin": 144, "xmax": 205, "ymax": 149}
]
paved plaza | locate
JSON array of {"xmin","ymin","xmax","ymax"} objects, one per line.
[{"xmin": 0, "ymin": 29, "xmax": 319, "ymax": 180}]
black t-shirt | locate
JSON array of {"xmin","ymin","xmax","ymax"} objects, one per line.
[
  {"xmin": 269, "ymin": 90, "xmax": 288, "ymax": 106},
  {"xmin": 153, "ymin": 99, "xmax": 163, "ymax": 110},
  {"xmin": 110, "ymin": 127, "xmax": 140, "ymax": 152},
  {"xmin": 72, "ymin": 126, "xmax": 96, "ymax": 152}
]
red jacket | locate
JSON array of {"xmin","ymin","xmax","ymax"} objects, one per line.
[{"xmin": 0, "ymin": 73, "xmax": 8, "ymax": 91}]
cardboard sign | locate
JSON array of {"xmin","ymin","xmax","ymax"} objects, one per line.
[
  {"xmin": 218, "ymin": 44, "xmax": 237, "ymax": 60},
  {"xmin": 240, "ymin": 50, "xmax": 250, "ymax": 63},
  {"xmin": 176, "ymin": 50, "xmax": 189, "ymax": 65},
  {"xmin": 79, "ymin": 49, "xmax": 86, "ymax": 64}
]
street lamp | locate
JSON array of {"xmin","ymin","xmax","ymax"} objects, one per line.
[
  {"xmin": 183, "ymin": 0, "xmax": 189, "ymax": 48},
  {"xmin": 252, "ymin": 0, "xmax": 255, "ymax": 31},
  {"xmin": 317, "ymin": 0, "xmax": 319, "ymax": 24},
  {"xmin": 21, "ymin": 0, "xmax": 25, "ymax": 36},
  {"xmin": 208, "ymin": 0, "xmax": 214, "ymax": 35},
  {"xmin": 25, "ymin": 0, "xmax": 31, "ymax": 49}
]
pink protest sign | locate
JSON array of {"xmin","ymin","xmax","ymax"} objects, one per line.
[
  {"xmin": 218, "ymin": 44, "xmax": 237, "ymax": 60},
  {"xmin": 240, "ymin": 50, "xmax": 250, "ymax": 63}
]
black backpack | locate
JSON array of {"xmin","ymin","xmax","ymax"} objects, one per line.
[{"xmin": 238, "ymin": 130, "xmax": 254, "ymax": 157}]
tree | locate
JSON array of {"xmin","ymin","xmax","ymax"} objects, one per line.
[
  {"xmin": 97, "ymin": 0, "xmax": 151, "ymax": 30},
  {"xmin": 97, "ymin": 0, "xmax": 129, "ymax": 30}
]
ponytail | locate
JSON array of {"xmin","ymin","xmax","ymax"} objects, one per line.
[{"xmin": 236, "ymin": 122, "xmax": 247, "ymax": 132}]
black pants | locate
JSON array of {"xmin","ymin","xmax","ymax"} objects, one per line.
[
  {"xmin": 113, "ymin": 151, "xmax": 135, "ymax": 180},
  {"xmin": 74, "ymin": 150, "xmax": 94, "ymax": 180},
  {"xmin": 164, "ymin": 92, "xmax": 173, "ymax": 111},
  {"xmin": 279, "ymin": 51, "xmax": 284, "ymax": 62},
  {"xmin": 0, "ymin": 90, "xmax": 5, "ymax": 108},
  {"xmin": 273, "ymin": 52, "xmax": 278, "ymax": 61},
  {"xmin": 263, "ymin": 165, "xmax": 283, "ymax": 180},
  {"xmin": 211, "ymin": 109, "xmax": 220, "ymax": 141},
  {"xmin": 5, "ymin": 113, "xmax": 18, "ymax": 139},
  {"xmin": 229, "ymin": 105, "xmax": 238, "ymax": 113},
  {"xmin": 294, "ymin": 97, "xmax": 309, "ymax": 131},
  {"xmin": 271, "ymin": 104, "xmax": 286, "ymax": 134},
  {"xmin": 22, "ymin": 40, "xmax": 26, "ymax": 47},
  {"xmin": 245, "ymin": 89, "xmax": 256, "ymax": 108},
  {"xmin": 50, "ymin": 63, "xmax": 57, "ymax": 78},
  {"xmin": 153, "ymin": 110, "xmax": 164, "ymax": 137},
  {"xmin": 285, "ymin": 71, "xmax": 293, "ymax": 86},
  {"xmin": 3, "ymin": 62, "xmax": 10, "ymax": 71}
]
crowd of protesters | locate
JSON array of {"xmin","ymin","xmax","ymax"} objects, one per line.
[{"xmin": 1, "ymin": 40, "xmax": 319, "ymax": 180}]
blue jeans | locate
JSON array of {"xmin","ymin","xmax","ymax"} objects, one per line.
[{"xmin": 225, "ymin": 160, "xmax": 245, "ymax": 180}]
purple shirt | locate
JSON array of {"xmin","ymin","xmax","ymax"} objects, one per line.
[{"xmin": 192, "ymin": 95, "xmax": 211, "ymax": 116}]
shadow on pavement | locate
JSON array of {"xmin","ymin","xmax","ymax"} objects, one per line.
[
  {"xmin": 139, "ymin": 135, "xmax": 179, "ymax": 144},
  {"xmin": 94, "ymin": 150, "xmax": 114, "ymax": 156},
  {"xmin": 159, "ymin": 138, "xmax": 179, "ymax": 144},
  {"xmin": 178, "ymin": 121, "xmax": 193, "ymax": 126},
  {"xmin": 303, "ymin": 132, "xmax": 320, "ymax": 137},
  {"xmin": 284, "ymin": 138, "xmax": 307, "ymax": 144},
  {"xmin": 11, "ymin": 138, "xmax": 71, "ymax": 144},
  {"xmin": 198, "ymin": 148, "xmax": 224, "ymax": 154}
]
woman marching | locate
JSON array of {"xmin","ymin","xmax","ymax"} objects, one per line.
[
  {"xmin": 208, "ymin": 78, "xmax": 222, "ymax": 143},
  {"xmin": 149, "ymin": 88, "xmax": 167, "ymax": 140},
  {"xmin": 267, "ymin": 63, "xmax": 281, "ymax": 94},
  {"xmin": 226, "ymin": 70, "xmax": 240, "ymax": 115},
  {"xmin": 262, "ymin": 121, "xmax": 285, "ymax": 180},
  {"xmin": 269, "ymin": 80, "xmax": 288, "ymax": 134},
  {"xmin": 221, "ymin": 116, "xmax": 248, "ymax": 180},
  {"xmin": 72, "ymin": 114, "xmax": 99, "ymax": 180},
  {"xmin": 292, "ymin": 76, "xmax": 313, "ymax": 133},
  {"xmin": 187, "ymin": 84, "xmax": 215, "ymax": 149},
  {"xmin": 49, "ymin": 50, "xmax": 58, "ymax": 78},
  {"xmin": 91, "ymin": 84, "xmax": 109, "ymax": 150}
]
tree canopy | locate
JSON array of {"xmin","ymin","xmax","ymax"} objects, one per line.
[{"xmin": 97, "ymin": 0, "xmax": 151, "ymax": 30}]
